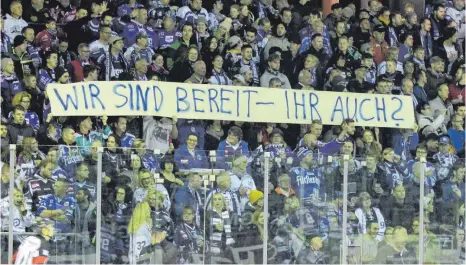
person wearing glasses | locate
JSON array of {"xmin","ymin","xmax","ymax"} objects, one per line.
[
  {"xmin": 89, "ymin": 25, "xmax": 112, "ymax": 54},
  {"xmin": 67, "ymin": 43, "xmax": 94, "ymax": 82},
  {"xmin": 174, "ymin": 133, "xmax": 208, "ymax": 170},
  {"xmin": 9, "ymin": 92, "xmax": 40, "ymax": 131}
]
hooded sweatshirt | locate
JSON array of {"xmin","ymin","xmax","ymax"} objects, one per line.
[{"xmin": 3, "ymin": 14, "xmax": 28, "ymax": 40}]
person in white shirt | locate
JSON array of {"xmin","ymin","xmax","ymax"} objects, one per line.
[
  {"xmin": 229, "ymin": 155, "xmax": 256, "ymax": 211},
  {"xmin": 4, "ymin": 1, "xmax": 28, "ymax": 40},
  {"xmin": 89, "ymin": 25, "xmax": 111, "ymax": 53},
  {"xmin": 0, "ymin": 188, "xmax": 36, "ymax": 242}
]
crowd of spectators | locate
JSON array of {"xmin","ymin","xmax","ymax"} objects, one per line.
[{"xmin": 0, "ymin": 0, "xmax": 465, "ymax": 264}]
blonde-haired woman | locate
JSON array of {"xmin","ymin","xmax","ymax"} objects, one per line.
[
  {"xmin": 132, "ymin": 169, "xmax": 171, "ymax": 212},
  {"xmin": 128, "ymin": 201, "xmax": 153, "ymax": 264},
  {"xmin": 10, "ymin": 91, "xmax": 40, "ymax": 130}
]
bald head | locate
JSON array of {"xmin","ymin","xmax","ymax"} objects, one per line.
[
  {"xmin": 298, "ymin": 69, "xmax": 312, "ymax": 85},
  {"xmin": 194, "ymin": 60, "xmax": 206, "ymax": 77},
  {"xmin": 1, "ymin": 58, "xmax": 14, "ymax": 75},
  {"xmin": 216, "ymin": 172, "xmax": 231, "ymax": 191}
]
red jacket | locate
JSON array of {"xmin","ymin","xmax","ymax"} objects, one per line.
[
  {"xmin": 35, "ymin": 30, "xmax": 57, "ymax": 52},
  {"xmin": 69, "ymin": 60, "xmax": 94, "ymax": 82},
  {"xmin": 370, "ymin": 39, "xmax": 389, "ymax": 66}
]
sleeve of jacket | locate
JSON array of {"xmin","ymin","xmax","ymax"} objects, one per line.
[
  {"xmin": 283, "ymin": 76, "xmax": 292, "ymax": 89},
  {"xmin": 123, "ymin": 46, "xmax": 135, "ymax": 63},
  {"xmin": 430, "ymin": 114, "xmax": 446, "ymax": 130},
  {"xmin": 174, "ymin": 149, "xmax": 187, "ymax": 170},
  {"xmin": 174, "ymin": 188, "xmax": 188, "ymax": 217},
  {"xmin": 161, "ymin": 240, "xmax": 178, "ymax": 264},
  {"xmin": 37, "ymin": 69, "xmax": 54, "ymax": 91},
  {"xmin": 216, "ymin": 141, "xmax": 226, "ymax": 159}
]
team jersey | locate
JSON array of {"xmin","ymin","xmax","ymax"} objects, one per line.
[
  {"xmin": 289, "ymin": 166, "xmax": 324, "ymax": 203},
  {"xmin": 141, "ymin": 152, "xmax": 161, "ymax": 173},
  {"xmin": 58, "ymin": 144, "xmax": 84, "ymax": 176},
  {"xmin": 12, "ymin": 235, "xmax": 51, "ymax": 265},
  {"xmin": 122, "ymin": 21, "xmax": 157, "ymax": 48},
  {"xmin": 0, "ymin": 197, "xmax": 35, "ymax": 233},
  {"xmin": 12, "ymin": 111, "xmax": 40, "ymax": 131},
  {"xmin": 128, "ymin": 223, "xmax": 152, "ymax": 264},
  {"xmin": 155, "ymin": 29, "xmax": 181, "ymax": 49},
  {"xmin": 176, "ymin": 6, "xmax": 209, "ymax": 27},
  {"xmin": 0, "ymin": 73, "xmax": 22, "ymax": 96},
  {"xmin": 37, "ymin": 68, "xmax": 56, "ymax": 91},
  {"xmin": 26, "ymin": 175, "xmax": 55, "ymax": 213},
  {"xmin": 73, "ymin": 180, "xmax": 97, "ymax": 199},
  {"xmin": 174, "ymin": 222, "xmax": 203, "ymax": 263},
  {"xmin": 37, "ymin": 194, "xmax": 76, "ymax": 233},
  {"xmin": 100, "ymin": 224, "xmax": 120, "ymax": 263}
]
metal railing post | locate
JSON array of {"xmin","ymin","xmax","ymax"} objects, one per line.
[
  {"xmin": 418, "ymin": 159, "xmax": 426, "ymax": 265},
  {"xmin": 263, "ymin": 152, "xmax": 270, "ymax": 265},
  {"xmin": 95, "ymin": 147, "xmax": 103, "ymax": 265},
  {"xmin": 8, "ymin": 144, "xmax": 16, "ymax": 265},
  {"xmin": 341, "ymin": 155, "xmax": 349, "ymax": 265}
]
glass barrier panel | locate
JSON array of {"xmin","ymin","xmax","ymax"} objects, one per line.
[
  {"xmin": 261, "ymin": 150, "xmax": 344, "ymax": 264},
  {"xmin": 425, "ymin": 156, "xmax": 465, "ymax": 265},
  {"xmin": 0, "ymin": 145, "xmax": 17, "ymax": 265},
  {"xmin": 4, "ymin": 144, "xmax": 87, "ymax": 264}
]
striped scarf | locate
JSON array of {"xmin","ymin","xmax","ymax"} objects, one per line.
[
  {"xmin": 105, "ymin": 50, "xmax": 128, "ymax": 81},
  {"xmin": 210, "ymin": 210, "xmax": 234, "ymax": 254}
]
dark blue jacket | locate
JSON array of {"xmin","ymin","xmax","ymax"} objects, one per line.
[
  {"xmin": 174, "ymin": 145, "xmax": 209, "ymax": 170},
  {"xmin": 392, "ymin": 130, "xmax": 419, "ymax": 161}
]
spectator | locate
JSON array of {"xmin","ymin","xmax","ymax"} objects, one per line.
[
  {"xmin": 22, "ymin": 26, "xmax": 41, "ymax": 70},
  {"xmin": 68, "ymin": 43, "xmax": 93, "ymax": 82},
  {"xmin": 37, "ymin": 178, "xmax": 76, "ymax": 253},
  {"xmin": 170, "ymin": 45, "xmax": 197, "ymax": 82},
  {"xmin": 4, "ymin": 1, "xmax": 28, "ymax": 40},
  {"xmin": 230, "ymin": 154, "xmax": 256, "ymax": 210},
  {"xmin": 132, "ymin": 169, "xmax": 170, "ymax": 211},
  {"xmin": 370, "ymin": 24, "xmax": 389, "ymax": 65},
  {"xmin": 89, "ymin": 25, "xmax": 111, "ymax": 53},
  {"xmin": 123, "ymin": 33, "xmax": 155, "ymax": 67},
  {"xmin": 185, "ymin": 60, "xmax": 207, "ymax": 84},
  {"xmin": 6, "ymin": 105, "xmax": 36, "ymax": 144},
  {"xmin": 24, "ymin": 0, "xmax": 51, "ymax": 25},
  {"xmin": 208, "ymin": 55, "xmax": 232, "ymax": 85},
  {"xmin": 8, "ymin": 35, "xmax": 36, "ymax": 80},
  {"xmin": 430, "ymin": 4, "xmax": 447, "ymax": 41},
  {"xmin": 448, "ymin": 114, "xmax": 465, "ymax": 156},
  {"xmin": 35, "ymin": 18, "xmax": 58, "ymax": 52},
  {"xmin": 206, "ymin": 192, "xmax": 237, "ymax": 255},
  {"xmin": 205, "ymin": 172, "xmax": 241, "ymax": 217},
  {"xmin": 17, "ymin": 136, "xmax": 45, "ymax": 180},
  {"xmin": 260, "ymin": 53, "xmax": 291, "ymax": 89},
  {"xmin": 417, "ymin": 102, "xmax": 448, "ymax": 138},
  {"xmin": 351, "ymin": 221, "xmax": 379, "ymax": 263},
  {"xmin": 1, "ymin": 58, "xmax": 22, "ymax": 114},
  {"xmin": 379, "ymin": 184, "xmax": 415, "ymax": 228},
  {"xmin": 122, "ymin": 7, "xmax": 157, "ymax": 49},
  {"xmin": 448, "ymin": 66, "xmax": 466, "ymax": 105},
  {"xmin": 176, "ymin": 0, "xmax": 208, "ymax": 27},
  {"xmin": 375, "ymin": 226, "xmax": 416, "ymax": 263},
  {"xmin": 430, "ymin": 83, "xmax": 455, "ymax": 127},
  {"xmin": 0, "ymin": 187, "xmax": 35, "ymax": 240},
  {"xmin": 173, "ymin": 206, "xmax": 204, "ymax": 263},
  {"xmin": 37, "ymin": 50, "xmax": 58, "ymax": 91},
  {"xmin": 0, "ymin": 1, "xmax": 464, "ymax": 264},
  {"xmin": 132, "ymin": 138, "xmax": 161, "ymax": 173},
  {"xmin": 95, "ymin": 35, "xmax": 130, "ymax": 81}
]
